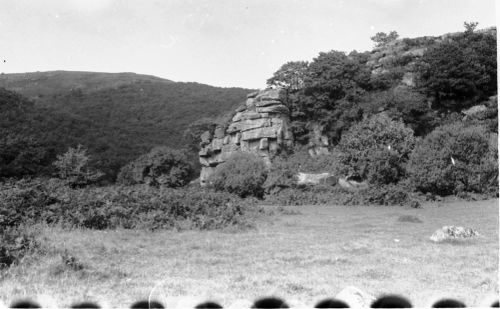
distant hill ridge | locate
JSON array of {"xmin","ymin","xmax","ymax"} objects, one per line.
[{"xmin": 0, "ymin": 70, "xmax": 174, "ymax": 100}]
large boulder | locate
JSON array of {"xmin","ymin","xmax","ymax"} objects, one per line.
[
  {"xmin": 338, "ymin": 177, "xmax": 369, "ymax": 191},
  {"xmin": 296, "ymin": 172, "xmax": 337, "ymax": 186}
]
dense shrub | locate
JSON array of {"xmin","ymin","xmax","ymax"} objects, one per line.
[
  {"xmin": 0, "ymin": 225, "xmax": 39, "ymax": 269},
  {"xmin": 335, "ymin": 113, "xmax": 416, "ymax": 185},
  {"xmin": 264, "ymin": 185, "xmax": 348, "ymax": 206},
  {"xmin": 0, "ymin": 179, "xmax": 251, "ymax": 231},
  {"xmin": 209, "ymin": 152, "xmax": 268, "ymax": 198},
  {"xmin": 263, "ymin": 157, "xmax": 297, "ymax": 194},
  {"xmin": 0, "ymin": 179, "xmax": 57, "ymax": 227},
  {"xmin": 264, "ymin": 183, "xmax": 411, "ymax": 206},
  {"xmin": 117, "ymin": 147, "xmax": 193, "ymax": 187},
  {"xmin": 407, "ymin": 122, "xmax": 498, "ymax": 196},
  {"xmin": 359, "ymin": 184, "xmax": 410, "ymax": 206}
]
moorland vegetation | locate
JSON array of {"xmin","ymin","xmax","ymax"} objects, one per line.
[{"xmin": 0, "ymin": 24, "xmax": 497, "ymax": 268}]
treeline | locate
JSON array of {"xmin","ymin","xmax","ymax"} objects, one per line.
[{"xmin": 268, "ymin": 23, "xmax": 497, "ymax": 145}]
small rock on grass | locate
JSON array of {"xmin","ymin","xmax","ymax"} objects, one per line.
[{"xmin": 430, "ymin": 226, "xmax": 480, "ymax": 242}]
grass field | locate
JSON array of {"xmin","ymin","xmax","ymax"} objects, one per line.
[{"xmin": 0, "ymin": 199, "xmax": 498, "ymax": 308}]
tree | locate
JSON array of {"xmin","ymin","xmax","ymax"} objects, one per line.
[
  {"xmin": 267, "ymin": 61, "xmax": 309, "ymax": 91},
  {"xmin": 53, "ymin": 145, "xmax": 104, "ymax": 187},
  {"xmin": 370, "ymin": 31, "xmax": 399, "ymax": 47},
  {"xmin": 463, "ymin": 21, "xmax": 479, "ymax": 34},
  {"xmin": 117, "ymin": 146, "xmax": 193, "ymax": 187},
  {"xmin": 283, "ymin": 50, "xmax": 370, "ymax": 144},
  {"xmin": 417, "ymin": 29, "xmax": 496, "ymax": 111}
]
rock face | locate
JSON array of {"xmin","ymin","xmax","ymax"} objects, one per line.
[
  {"xmin": 199, "ymin": 88, "xmax": 293, "ymax": 185},
  {"xmin": 430, "ymin": 226, "xmax": 480, "ymax": 242}
]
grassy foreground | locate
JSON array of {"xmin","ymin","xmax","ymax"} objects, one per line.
[{"xmin": 0, "ymin": 199, "xmax": 498, "ymax": 308}]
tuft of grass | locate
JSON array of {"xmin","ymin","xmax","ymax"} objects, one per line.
[
  {"xmin": 397, "ymin": 215, "xmax": 423, "ymax": 223},
  {"xmin": 276, "ymin": 206, "xmax": 303, "ymax": 216}
]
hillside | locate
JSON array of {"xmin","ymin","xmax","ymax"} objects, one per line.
[
  {"xmin": 0, "ymin": 72, "xmax": 253, "ymax": 180},
  {"xmin": 0, "ymin": 71, "xmax": 173, "ymax": 101}
]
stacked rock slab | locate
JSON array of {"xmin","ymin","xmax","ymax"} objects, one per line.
[{"xmin": 199, "ymin": 88, "xmax": 293, "ymax": 186}]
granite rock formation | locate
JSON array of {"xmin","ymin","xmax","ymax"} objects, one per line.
[{"xmin": 199, "ymin": 88, "xmax": 293, "ymax": 185}]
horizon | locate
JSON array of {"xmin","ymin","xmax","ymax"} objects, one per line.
[{"xmin": 1, "ymin": 0, "xmax": 497, "ymax": 89}]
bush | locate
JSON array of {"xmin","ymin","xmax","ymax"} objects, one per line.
[
  {"xmin": 264, "ymin": 185, "xmax": 348, "ymax": 206},
  {"xmin": 264, "ymin": 183, "xmax": 411, "ymax": 206},
  {"xmin": 263, "ymin": 157, "xmax": 297, "ymax": 193},
  {"xmin": 263, "ymin": 149, "xmax": 339, "ymax": 193},
  {"xmin": 59, "ymin": 186, "xmax": 251, "ymax": 230},
  {"xmin": 335, "ymin": 113, "xmax": 416, "ymax": 185},
  {"xmin": 117, "ymin": 147, "xmax": 193, "ymax": 187},
  {"xmin": 0, "ymin": 179, "xmax": 58, "ymax": 227},
  {"xmin": 0, "ymin": 225, "xmax": 39, "ymax": 269},
  {"xmin": 0, "ymin": 179, "xmax": 252, "ymax": 231},
  {"xmin": 209, "ymin": 152, "xmax": 268, "ymax": 198},
  {"xmin": 359, "ymin": 184, "xmax": 410, "ymax": 206},
  {"xmin": 407, "ymin": 122, "xmax": 497, "ymax": 196}
]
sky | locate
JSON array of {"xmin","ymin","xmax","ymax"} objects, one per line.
[{"xmin": 0, "ymin": 0, "xmax": 497, "ymax": 89}]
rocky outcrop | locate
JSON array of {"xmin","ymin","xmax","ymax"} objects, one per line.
[{"xmin": 199, "ymin": 88, "xmax": 293, "ymax": 185}]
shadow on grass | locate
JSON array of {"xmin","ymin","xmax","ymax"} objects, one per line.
[{"xmin": 430, "ymin": 238, "xmax": 479, "ymax": 246}]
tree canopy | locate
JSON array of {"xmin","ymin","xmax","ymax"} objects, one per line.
[
  {"xmin": 266, "ymin": 61, "xmax": 309, "ymax": 91},
  {"xmin": 370, "ymin": 31, "xmax": 399, "ymax": 47},
  {"xmin": 417, "ymin": 29, "xmax": 496, "ymax": 111}
]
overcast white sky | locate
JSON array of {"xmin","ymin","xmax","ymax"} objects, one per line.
[{"xmin": 0, "ymin": 0, "xmax": 496, "ymax": 88}]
